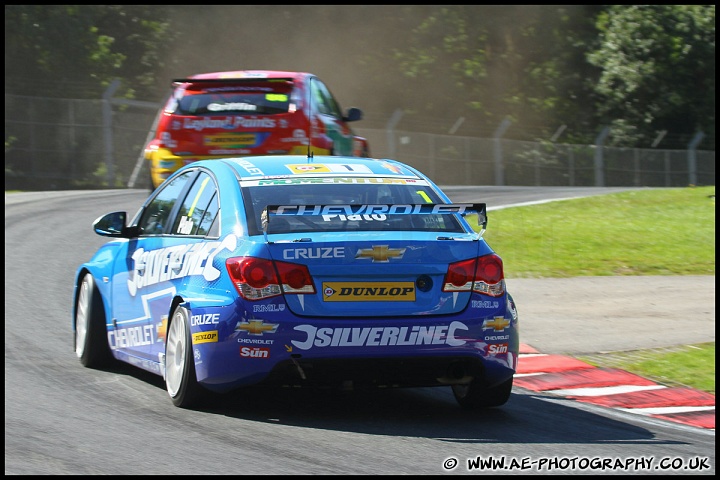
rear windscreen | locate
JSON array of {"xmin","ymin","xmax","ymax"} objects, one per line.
[
  {"xmin": 241, "ymin": 178, "xmax": 466, "ymax": 235},
  {"xmin": 175, "ymin": 91, "xmax": 292, "ymax": 115}
]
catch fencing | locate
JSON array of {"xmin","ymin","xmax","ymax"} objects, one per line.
[{"xmin": 4, "ymin": 93, "xmax": 715, "ymax": 190}]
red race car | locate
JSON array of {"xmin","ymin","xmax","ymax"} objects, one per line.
[{"xmin": 144, "ymin": 70, "xmax": 370, "ymax": 189}]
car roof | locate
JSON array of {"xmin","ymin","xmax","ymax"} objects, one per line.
[{"xmin": 218, "ymin": 155, "xmax": 422, "ymax": 180}]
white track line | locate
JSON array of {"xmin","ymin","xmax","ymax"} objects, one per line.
[
  {"xmin": 551, "ymin": 385, "xmax": 668, "ymax": 396},
  {"xmin": 618, "ymin": 406, "xmax": 715, "ymax": 415}
]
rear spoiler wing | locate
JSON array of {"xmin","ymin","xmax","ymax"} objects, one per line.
[
  {"xmin": 261, "ymin": 203, "xmax": 487, "ymax": 241},
  {"xmin": 171, "ymin": 77, "xmax": 295, "ymax": 86}
]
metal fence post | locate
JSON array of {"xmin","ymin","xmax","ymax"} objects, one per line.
[
  {"xmin": 464, "ymin": 136, "xmax": 471, "ymax": 184},
  {"xmin": 69, "ymin": 100, "xmax": 76, "ymax": 179},
  {"xmin": 493, "ymin": 117, "xmax": 511, "ymax": 186},
  {"xmin": 633, "ymin": 148, "xmax": 640, "ymax": 186},
  {"xmin": 687, "ymin": 131, "xmax": 705, "ymax": 186},
  {"xmin": 28, "ymin": 97, "xmax": 37, "ymax": 177},
  {"xmin": 386, "ymin": 109, "xmax": 403, "ymax": 159},
  {"xmin": 594, "ymin": 126, "xmax": 610, "ymax": 187},
  {"xmin": 102, "ymin": 79, "xmax": 121, "ymax": 186}
]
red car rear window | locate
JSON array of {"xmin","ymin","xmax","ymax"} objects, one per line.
[{"xmin": 176, "ymin": 91, "xmax": 291, "ymax": 115}]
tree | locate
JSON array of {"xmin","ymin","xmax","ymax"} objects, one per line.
[
  {"xmin": 370, "ymin": 5, "xmax": 606, "ymax": 142},
  {"xmin": 4, "ymin": 5, "xmax": 715, "ymax": 150},
  {"xmin": 4, "ymin": 5, "xmax": 175, "ymax": 99},
  {"xmin": 587, "ymin": 5, "xmax": 715, "ymax": 148}
]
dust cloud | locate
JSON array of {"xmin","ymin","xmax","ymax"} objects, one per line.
[{"xmin": 156, "ymin": 6, "xmax": 438, "ymax": 127}]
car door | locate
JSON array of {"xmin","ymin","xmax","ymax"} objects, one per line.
[
  {"xmin": 146, "ymin": 170, "xmax": 220, "ymax": 363},
  {"xmin": 109, "ymin": 169, "xmax": 219, "ymax": 364},
  {"xmin": 310, "ymin": 78, "xmax": 355, "ymax": 155}
]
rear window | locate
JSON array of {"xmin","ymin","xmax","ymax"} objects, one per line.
[
  {"xmin": 174, "ymin": 91, "xmax": 292, "ymax": 115},
  {"xmin": 241, "ymin": 178, "xmax": 466, "ymax": 235}
]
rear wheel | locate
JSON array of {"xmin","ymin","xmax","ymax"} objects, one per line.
[
  {"xmin": 74, "ymin": 273, "xmax": 114, "ymax": 368},
  {"xmin": 452, "ymin": 376, "xmax": 513, "ymax": 409},
  {"xmin": 165, "ymin": 305, "xmax": 205, "ymax": 408}
]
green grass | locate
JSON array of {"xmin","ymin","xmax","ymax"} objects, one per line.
[
  {"xmin": 482, "ymin": 186, "xmax": 715, "ymax": 278},
  {"xmin": 479, "ymin": 185, "xmax": 715, "ymax": 394},
  {"xmin": 578, "ymin": 343, "xmax": 715, "ymax": 395}
]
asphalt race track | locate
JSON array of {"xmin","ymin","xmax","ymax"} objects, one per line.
[{"xmin": 4, "ymin": 187, "xmax": 715, "ymax": 475}]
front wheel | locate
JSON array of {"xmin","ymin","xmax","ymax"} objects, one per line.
[
  {"xmin": 74, "ymin": 273, "xmax": 114, "ymax": 368},
  {"xmin": 165, "ymin": 305, "xmax": 206, "ymax": 408},
  {"xmin": 452, "ymin": 376, "xmax": 513, "ymax": 409}
]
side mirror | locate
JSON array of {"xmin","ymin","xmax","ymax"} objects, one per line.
[
  {"xmin": 93, "ymin": 211, "xmax": 129, "ymax": 238},
  {"xmin": 343, "ymin": 107, "xmax": 363, "ymax": 122}
]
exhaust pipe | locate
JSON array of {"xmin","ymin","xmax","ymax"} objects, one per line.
[
  {"xmin": 436, "ymin": 362, "xmax": 474, "ymax": 385},
  {"xmin": 447, "ymin": 362, "xmax": 467, "ymax": 380}
]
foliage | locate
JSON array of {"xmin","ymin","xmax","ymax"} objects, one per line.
[
  {"xmin": 5, "ymin": 135, "xmax": 17, "ymax": 152},
  {"xmin": 91, "ymin": 162, "xmax": 127, "ymax": 188},
  {"xmin": 3, "ymin": 5, "xmax": 715, "ymax": 150},
  {"xmin": 587, "ymin": 5, "xmax": 716, "ymax": 148},
  {"xmin": 4, "ymin": 5, "xmax": 176, "ymax": 100},
  {"xmin": 383, "ymin": 5, "xmax": 715, "ymax": 148},
  {"xmin": 5, "ymin": 135, "xmax": 18, "ymax": 175},
  {"xmin": 382, "ymin": 6, "xmax": 606, "ymax": 142}
]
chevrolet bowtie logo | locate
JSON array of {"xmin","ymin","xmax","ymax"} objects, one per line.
[
  {"xmin": 355, "ymin": 245, "xmax": 406, "ymax": 262},
  {"xmin": 236, "ymin": 319, "xmax": 278, "ymax": 335},
  {"xmin": 482, "ymin": 316, "xmax": 510, "ymax": 331}
]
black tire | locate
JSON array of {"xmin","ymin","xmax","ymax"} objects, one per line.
[
  {"xmin": 452, "ymin": 376, "xmax": 513, "ymax": 409},
  {"xmin": 74, "ymin": 273, "xmax": 114, "ymax": 368},
  {"xmin": 165, "ymin": 305, "xmax": 206, "ymax": 408}
]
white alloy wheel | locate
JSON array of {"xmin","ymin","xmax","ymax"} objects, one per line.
[
  {"xmin": 75, "ymin": 276, "xmax": 91, "ymax": 359},
  {"xmin": 165, "ymin": 308, "xmax": 189, "ymax": 398},
  {"xmin": 164, "ymin": 306, "xmax": 204, "ymax": 407}
]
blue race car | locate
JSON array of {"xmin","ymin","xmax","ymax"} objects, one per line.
[{"xmin": 72, "ymin": 155, "xmax": 519, "ymax": 409}]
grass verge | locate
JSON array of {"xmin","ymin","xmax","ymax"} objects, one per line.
[
  {"xmin": 481, "ymin": 186, "xmax": 715, "ymax": 394},
  {"xmin": 483, "ymin": 186, "xmax": 715, "ymax": 277},
  {"xmin": 578, "ymin": 343, "xmax": 715, "ymax": 394}
]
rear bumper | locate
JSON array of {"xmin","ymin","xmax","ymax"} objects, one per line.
[
  {"xmin": 258, "ymin": 354, "xmax": 514, "ymax": 389},
  {"xmin": 188, "ymin": 291, "xmax": 519, "ymax": 394},
  {"xmin": 193, "ymin": 317, "xmax": 519, "ymax": 393}
]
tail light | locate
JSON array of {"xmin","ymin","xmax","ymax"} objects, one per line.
[
  {"xmin": 274, "ymin": 260, "xmax": 316, "ymax": 294},
  {"xmin": 226, "ymin": 257, "xmax": 316, "ymax": 300},
  {"xmin": 443, "ymin": 254, "xmax": 505, "ymax": 297}
]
